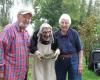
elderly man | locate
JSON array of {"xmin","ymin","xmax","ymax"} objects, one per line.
[
  {"xmin": 30, "ymin": 23, "xmax": 60, "ymax": 80},
  {"xmin": 0, "ymin": 9, "xmax": 32, "ymax": 80},
  {"xmin": 52, "ymin": 14, "xmax": 84, "ymax": 80}
]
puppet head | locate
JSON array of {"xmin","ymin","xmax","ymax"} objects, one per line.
[{"xmin": 37, "ymin": 23, "xmax": 54, "ymax": 44}]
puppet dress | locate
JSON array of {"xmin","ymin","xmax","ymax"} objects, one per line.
[{"xmin": 32, "ymin": 41, "xmax": 56, "ymax": 80}]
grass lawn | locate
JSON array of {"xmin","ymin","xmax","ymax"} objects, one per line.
[
  {"xmin": 28, "ymin": 58, "xmax": 100, "ymax": 80},
  {"xmin": 83, "ymin": 61, "xmax": 100, "ymax": 80}
]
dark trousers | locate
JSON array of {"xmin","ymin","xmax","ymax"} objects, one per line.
[{"xmin": 55, "ymin": 55, "xmax": 82, "ymax": 80}]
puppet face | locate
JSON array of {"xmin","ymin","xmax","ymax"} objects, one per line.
[{"xmin": 40, "ymin": 27, "xmax": 52, "ymax": 42}]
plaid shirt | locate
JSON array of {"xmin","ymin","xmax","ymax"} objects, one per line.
[{"xmin": 0, "ymin": 22, "xmax": 30, "ymax": 80}]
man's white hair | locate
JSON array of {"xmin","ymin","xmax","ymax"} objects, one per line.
[{"xmin": 59, "ymin": 14, "xmax": 71, "ymax": 25}]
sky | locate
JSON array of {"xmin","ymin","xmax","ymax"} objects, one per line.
[{"xmin": 86, "ymin": 0, "xmax": 96, "ymax": 5}]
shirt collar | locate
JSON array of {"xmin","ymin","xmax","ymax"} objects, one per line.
[{"xmin": 58, "ymin": 29, "xmax": 70, "ymax": 37}]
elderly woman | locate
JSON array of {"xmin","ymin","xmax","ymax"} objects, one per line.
[
  {"xmin": 30, "ymin": 23, "xmax": 60, "ymax": 80},
  {"xmin": 52, "ymin": 14, "xmax": 84, "ymax": 80}
]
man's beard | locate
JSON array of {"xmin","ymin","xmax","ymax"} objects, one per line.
[{"xmin": 19, "ymin": 22, "xmax": 28, "ymax": 30}]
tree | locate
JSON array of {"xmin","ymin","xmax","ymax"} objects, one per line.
[
  {"xmin": 33, "ymin": 0, "xmax": 62, "ymax": 30},
  {"xmin": 86, "ymin": 0, "xmax": 94, "ymax": 16},
  {"xmin": 94, "ymin": 0, "xmax": 100, "ymax": 20},
  {"xmin": 80, "ymin": 0, "xmax": 87, "ymax": 22},
  {"xmin": 78, "ymin": 14, "xmax": 97, "ymax": 64},
  {"xmin": 0, "ymin": 0, "xmax": 13, "ymax": 27},
  {"xmin": 62, "ymin": 0, "xmax": 83, "ymax": 26}
]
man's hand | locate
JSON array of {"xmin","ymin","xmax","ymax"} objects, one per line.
[
  {"xmin": 34, "ymin": 50, "xmax": 43, "ymax": 60},
  {"xmin": 78, "ymin": 50, "xmax": 83, "ymax": 74},
  {"xmin": 0, "ymin": 70, "xmax": 4, "ymax": 80}
]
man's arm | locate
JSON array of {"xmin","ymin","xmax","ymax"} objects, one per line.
[
  {"xmin": 78, "ymin": 50, "xmax": 84, "ymax": 74},
  {"xmin": 0, "ymin": 27, "xmax": 13, "ymax": 79},
  {"xmin": 0, "ymin": 38, "xmax": 4, "ymax": 79},
  {"xmin": 73, "ymin": 30, "xmax": 84, "ymax": 74}
]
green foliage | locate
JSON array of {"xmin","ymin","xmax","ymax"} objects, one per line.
[
  {"xmin": 94, "ymin": 25, "xmax": 100, "ymax": 36},
  {"xmin": 62, "ymin": 0, "xmax": 85, "ymax": 26},
  {"xmin": 80, "ymin": 0, "xmax": 87, "ymax": 21},
  {"xmin": 90, "ymin": 25, "xmax": 100, "ymax": 50},
  {"xmin": 62, "ymin": 0, "xmax": 81, "ymax": 18},
  {"xmin": 0, "ymin": 26, "xmax": 3, "ymax": 32},
  {"xmin": 0, "ymin": 16, "xmax": 9, "ymax": 27},
  {"xmin": 33, "ymin": 0, "xmax": 62, "ymax": 29},
  {"xmin": 78, "ymin": 14, "xmax": 97, "ymax": 59},
  {"xmin": 33, "ymin": 0, "xmax": 88, "ymax": 29},
  {"xmin": 83, "ymin": 59, "xmax": 100, "ymax": 80},
  {"xmin": 87, "ymin": 0, "xmax": 94, "ymax": 16},
  {"xmin": 32, "ymin": 17, "xmax": 44, "ymax": 30}
]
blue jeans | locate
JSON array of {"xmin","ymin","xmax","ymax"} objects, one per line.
[{"xmin": 55, "ymin": 54, "xmax": 82, "ymax": 80}]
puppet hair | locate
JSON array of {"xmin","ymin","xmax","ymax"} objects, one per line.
[{"xmin": 37, "ymin": 23, "xmax": 54, "ymax": 43}]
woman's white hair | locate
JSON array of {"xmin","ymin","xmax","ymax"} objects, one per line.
[
  {"xmin": 59, "ymin": 14, "xmax": 71, "ymax": 25},
  {"xmin": 37, "ymin": 23, "xmax": 54, "ymax": 43}
]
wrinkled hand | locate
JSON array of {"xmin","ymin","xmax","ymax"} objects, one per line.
[
  {"xmin": 54, "ymin": 49, "xmax": 60, "ymax": 60},
  {"xmin": 0, "ymin": 70, "xmax": 4, "ymax": 80},
  {"xmin": 34, "ymin": 50, "xmax": 43, "ymax": 60},
  {"xmin": 78, "ymin": 63, "xmax": 83, "ymax": 74}
]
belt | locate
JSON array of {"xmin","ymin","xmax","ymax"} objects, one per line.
[{"xmin": 58, "ymin": 53, "xmax": 72, "ymax": 59}]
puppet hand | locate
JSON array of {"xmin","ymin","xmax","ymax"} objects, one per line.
[
  {"xmin": 34, "ymin": 50, "xmax": 43, "ymax": 60},
  {"xmin": 54, "ymin": 49, "xmax": 60, "ymax": 60}
]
